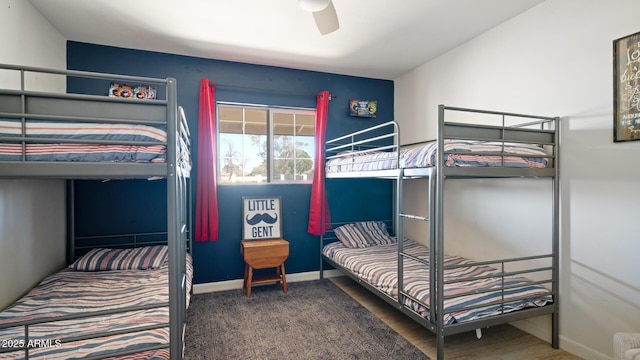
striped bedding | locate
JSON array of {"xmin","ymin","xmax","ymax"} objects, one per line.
[
  {"xmin": 0, "ymin": 120, "xmax": 168, "ymax": 163},
  {"xmin": 323, "ymin": 239, "xmax": 552, "ymax": 324},
  {"xmin": 0, "ymin": 252, "xmax": 193, "ymax": 359},
  {"xmin": 326, "ymin": 140, "xmax": 548, "ymax": 173}
]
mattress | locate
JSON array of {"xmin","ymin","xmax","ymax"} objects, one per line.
[
  {"xmin": 0, "ymin": 120, "xmax": 169, "ymax": 163},
  {"xmin": 323, "ymin": 239, "xmax": 552, "ymax": 324},
  {"xmin": 0, "ymin": 250, "xmax": 193, "ymax": 359},
  {"xmin": 326, "ymin": 140, "xmax": 548, "ymax": 173}
]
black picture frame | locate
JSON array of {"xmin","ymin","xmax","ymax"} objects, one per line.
[
  {"xmin": 242, "ymin": 196, "xmax": 282, "ymax": 240},
  {"xmin": 613, "ymin": 31, "xmax": 640, "ymax": 142}
]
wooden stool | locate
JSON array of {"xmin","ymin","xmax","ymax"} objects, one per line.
[{"xmin": 240, "ymin": 239, "xmax": 289, "ymax": 297}]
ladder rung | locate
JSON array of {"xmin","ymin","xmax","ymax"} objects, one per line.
[
  {"xmin": 400, "ymin": 252, "xmax": 429, "ymax": 265},
  {"xmin": 400, "ymin": 213, "xmax": 429, "ymax": 221},
  {"xmin": 399, "ymin": 290, "xmax": 429, "ymax": 309}
]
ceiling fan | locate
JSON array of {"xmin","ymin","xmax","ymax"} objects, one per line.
[{"xmin": 298, "ymin": 0, "xmax": 340, "ymax": 35}]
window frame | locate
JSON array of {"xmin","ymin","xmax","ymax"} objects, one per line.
[{"xmin": 216, "ymin": 102, "xmax": 316, "ymax": 185}]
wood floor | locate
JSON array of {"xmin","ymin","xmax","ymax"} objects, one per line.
[{"xmin": 329, "ymin": 276, "xmax": 582, "ymax": 360}]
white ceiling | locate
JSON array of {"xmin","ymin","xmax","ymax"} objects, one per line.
[{"xmin": 28, "ymin": 0, "xmax": 545, "ymax": 80}]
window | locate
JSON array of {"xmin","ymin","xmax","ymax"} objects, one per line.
[{"xmin": 218, "ymin": 104, "xmax": 315, "ymax": 184}]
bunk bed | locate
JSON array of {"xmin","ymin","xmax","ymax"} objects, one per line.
[
  {"xmin": 0, "ymin": 64, "xmax": 192, "ymax": 359},
  {"xmin": 320, "ymin": 105, "xmax": 560, "ymax": 360}
]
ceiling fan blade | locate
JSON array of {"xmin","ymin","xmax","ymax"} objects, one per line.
[{"xmin": 312, "ymin": 0, "xmax": 339, "ymax": 35}]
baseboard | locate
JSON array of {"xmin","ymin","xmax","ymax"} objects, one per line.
[
  {"xmin": 192, "ymin": 269, "xmax": 344, "ymax": 294},
  {"xmin": 559, "ymin": 336, "xmax": 610, "ymax": 360},
  {"xmin": 511, "ymin": 319, "xmax": 609, "ymax": 360}
]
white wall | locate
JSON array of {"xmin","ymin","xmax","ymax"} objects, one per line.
[
  {"xmin": 395, "ymin": 1, "xmax": 640, "ymax": 359},
  {"xmin": 0, "ymin": 0, "xmax": 67, "ymax": 309},
  {"xmin": 0, "ymin": 0, "xmax": 66, "ymax": 68},
  {"xmin": 0, "ymin": 181, "xmax": 66, "ymax": 309}
]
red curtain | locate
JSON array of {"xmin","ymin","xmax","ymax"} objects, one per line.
[
  {"xmin": 195, "ymin": 78, "xmax": 219, "ymax": 242},
  {"xmin": 307, "ymin": 90, "xmax": 331, "ymax": 236}
]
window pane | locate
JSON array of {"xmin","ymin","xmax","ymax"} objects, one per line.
[
  {"xmin": 219, "ymin": 107, "xmax": 243, "ymax": 134},
  {"xmin": 245, "ymin": 109, "xmax": 267, "ymax": 135},
  {"xmin": 295, "ymin": 114, "xmax": 315, "ymax": 166},
  {"xmin": 296, "ymin": 114, "xmax": 315, "ymax": 136},
  {"xmin": 218, "ymin": 133, "xmax": 238, "ymax": 182},
  {"xmin": 218, "ymin": 106, "xmax": 267, "ymax": 183},
  {"xmin": 274, "ymin": 113, "xmax": 294, "ymax": 136},
  {"xmin": 240, "ymin": 112, "xmax": 266, "ymax": 183},
  {"xmin": 243, "ymin": 131, "xmax": 267, "ymax": 184},
  {"xmin": 271, "ymin": 111, "xmax": 315, "ymax": 183}
]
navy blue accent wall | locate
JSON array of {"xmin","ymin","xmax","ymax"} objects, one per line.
[{"xmin": 67, "ymin": 41, "xmax": 393, "ymax": 284}]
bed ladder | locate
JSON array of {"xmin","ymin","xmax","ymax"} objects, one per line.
[{"xmin": 396, "ymin": 167, "xmax": 443, "ymax": 358}]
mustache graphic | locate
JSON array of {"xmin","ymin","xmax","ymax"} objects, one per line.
[{"xmin": 246, "ymin": 213, "xmax": 278, "ymax": 225}]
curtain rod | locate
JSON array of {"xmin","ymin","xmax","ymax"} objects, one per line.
[{"xmin": 210, "ymin": 82, "xmax": 336, "ymax": 100}]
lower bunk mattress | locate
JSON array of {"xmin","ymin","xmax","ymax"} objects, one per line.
[
  {"xmin": 0, "ymin": 245, "xmax": 193, "ymax": 359},
  {"xmin": 323, "ymin": 239, "xmax": 552, "ymax": 325}
]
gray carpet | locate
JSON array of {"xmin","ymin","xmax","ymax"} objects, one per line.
[{"xmin": 184, "ymin": 279, "xmax": 430, "ymax": 360}]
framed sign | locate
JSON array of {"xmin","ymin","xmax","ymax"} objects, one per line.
[
  {"xmin": 242, "ymin": 196, "xmax": 282, "ymax": 240},
  {"xmin": 613, "ymin": 31, "xmax": 640, "ymax": 142},
  {"xmin": 349, "ymin": 99, "xmax": 377, "ymax": 117},
  {"xmin": 109, "ymin": 83, "xmax": 156, "ymax": 99}
]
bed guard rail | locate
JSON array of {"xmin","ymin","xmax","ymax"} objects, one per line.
[
  {"xmin": 71, "ymin": 231, "xmax": 192, "ymax": 260},
  {"xmin": 439, "ymin": 105, "xmax": 559, "ymax": 170},
  {"xmin": 0, "ymin": 64, "xmax": 190, "ymax": 175},
  {"xmin": 0, "ymin": 302, "xmax": 170, "ymax": 358},
  {"xmin": 399, "ymin": 252, "xmax": 555, "ymax": 316},
  {"xmin": 177, "ymin": 105, "xmax": 192, "ymax": 177},
  {"xmin": 325, "ymin": 120, "xmax": 399, "ymax": 164}
]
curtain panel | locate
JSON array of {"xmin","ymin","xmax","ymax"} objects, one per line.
[
  {"xmin": 307, "ymin": 90, "xmax": 331, "ymax": 236},
  {"xmin": 195, "ymin": 78, "xmax": 219, "ymax": 242}
]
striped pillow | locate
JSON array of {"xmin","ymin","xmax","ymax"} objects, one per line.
[
  {"xmin": 71, "ymin": 245, "xmax": 168, "ymax": 271},
  {"xmin": 334, "ymin": 221, "xmax": 396, "ymax": 248}
]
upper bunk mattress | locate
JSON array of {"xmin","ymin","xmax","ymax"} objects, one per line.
[
  {"xmin": 0, "ymin": 120, "xmax": 168, "ymax": 163},
  {"xmin": 323, "ymin": 239, "xmax": 552, "ymax": 325},
  {"xmin": 326, "ymin": 140, "xmax": 548, "ymax": 173}
]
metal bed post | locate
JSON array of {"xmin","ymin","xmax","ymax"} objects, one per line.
[
  {"xmin": 189, "ymin": 177, "xmax": 194, "ymax": 261},
  {"xmin": 166, "ymin": 77, "xmax": 182, "ymax": 360},
  {"xmin": 427, "ymin": 166, "xmax": 437, "ymax": 330},
  {"xmin": 320, "ymin": 232, "xmax": 325, "ymax": 279},
  {"xmin": 19, "ymin": 68, "xmax": 26, "ymax": 162},
  {"xmin": 66, "ymin": 180, "xmax": 75, "ymax": 265},
  {"xmin": 435, "ymin": 104, "xmax": 446, "ymax": 360},
  {"xmin": 396, "ymin": 168, "xmax": 404, "ymax": 307},
  {"xmin": 188, "ymin": 175, "xmax": 192, "ymax": 247},
  {"xmin": 395, "ymin": 123, "xmax": 405, "ymax": 308},
  {"xmin": 178, "ymin": 166, "xmax": 187, "ymax": 337},
  {"xmin": 551, "ymin": 116, "xmax": 560, "ymax": 349}
]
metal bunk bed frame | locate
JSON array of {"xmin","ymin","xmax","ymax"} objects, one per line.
[
  {"xmin": 320, "ymin": 105, "xmax": 560, "ymax": 360},
  {"xmin": 0, "ymin": 64, "xmax": 191, "ymax": 359}
]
